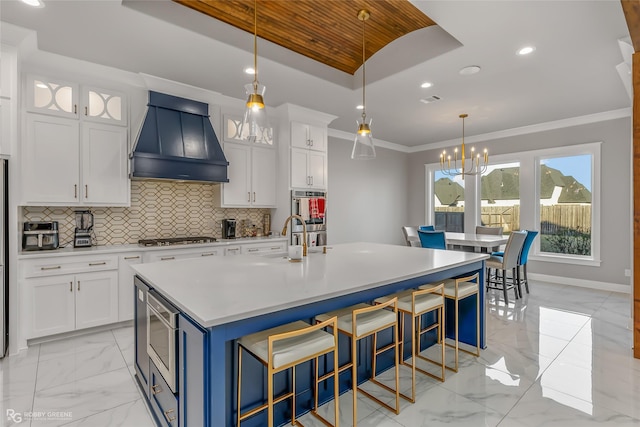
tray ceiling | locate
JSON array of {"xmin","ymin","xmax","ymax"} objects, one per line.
[{"xmin": 173, "ymin": 0, "xmax": 436, "ymax": 75}]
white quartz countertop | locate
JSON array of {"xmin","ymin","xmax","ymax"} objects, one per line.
[
  {"xmin": 18, "ymin": 236, "xmax": 287, "ymax": 259},
  {"xmin": 132, "ymin": 242, "xmax": 488, "ymax": 328}
]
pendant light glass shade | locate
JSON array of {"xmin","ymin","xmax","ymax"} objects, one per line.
[
  {"xmin": 239, "ymin": 0, "xmax": 271, "ymax": 143},
  {"xmin": 351, "ymin": 9, "xmax": 376, "ymax": 160},
  {"xmin": 352, "ymin": 117, "xmax": 376, "ymax": 159},
  {"xmin": 241, "ymin": 83, "xmax": 272, "ymax": 142}
]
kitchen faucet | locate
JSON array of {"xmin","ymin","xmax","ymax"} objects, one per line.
[{"xmin": 281, "ymin": 214, "xmax": 308, "ymax": 257}]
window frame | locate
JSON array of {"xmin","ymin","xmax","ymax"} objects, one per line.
[{"xmin": 425, "ymin": 142, "xmax": 601, "ymax": 266}]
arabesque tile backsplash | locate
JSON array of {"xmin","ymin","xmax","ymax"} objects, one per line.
[{"xmin": 22, "ymin": 181, "xmax": 271, "ymax": 246}]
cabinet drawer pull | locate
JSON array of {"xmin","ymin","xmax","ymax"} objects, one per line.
[
  {"xmin": 124, "ymin": 256, "xmax": 140, "ymax": 260},
  {"xmin": 247, "ymin": 248, "xmax": 259, "ymax": 252},
  {"xmin": 270, "ymin": 247, "xmax": 281, "ymax": 250},
  {"xmin": 77, "ymin": 280, "xmax": 80, "ymax": 291},
  {"xmin": 310, "ymin": 139, "xmax": 314, "ymax": 146},
  {"xmin": 69, "ymin": 281, "xmax": 72, "ymax": 292},
  {"xmin": 151, "ymin": 384, "xmax": 162, "ymax": 395},
  {"xmin": 164, "ymin": 409, "xmax": 176, "ymax": 423},
  {"xmin": 74, "ymin": 184, "xmax": 78, "ymax": 199},
  {"xmin": 161, "ymin": 256, "xmax": 175, "ymax": 261},
  {"xmin": 85, "ymin": 184, "xmax": 88, "ymax": 198},
  {"xmin": 40, "ymin": 265, "xmax": 61, "ymax": 271},
  {"xmin": 228, "ymin": 248, "xmax": 239, "ymax": 252},
  {"xmin": 247, "ymin": 192, "xmax": 251, "ymax": 202},
  {"xmin": 253, "ymin": 192, "xmax": 256, "ymax": 203},
  {"xmin": 74, "ymin": 104, "xmax": 77, "ymax": 114},
  {"xmin": 88, "ymin": 262, "xmax": 106, "ymax": 266},
  {"xmin": 201, "ymin": 252, "xmax": 216, "ymax": 257},
  {"xmin": 84, "ymin": 106, "xmax": 88, "ymax": 116}
]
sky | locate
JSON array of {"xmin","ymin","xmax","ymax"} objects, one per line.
[{"xmin": 436, "ymin": 155, "xmax": 592, "ymax": 191}]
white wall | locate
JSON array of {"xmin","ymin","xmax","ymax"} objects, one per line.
[
  {"xmin": 327, "ymin": 137, "xmax": 408, "ymax": 245},
  {"xmin": 406, "ymin": 117, "xmax": 632, "ymax": 288}
]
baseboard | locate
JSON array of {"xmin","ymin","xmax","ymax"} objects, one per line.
[{"xmin": 528, "ymin": 273, "xmax": 631, "ymax": 294}]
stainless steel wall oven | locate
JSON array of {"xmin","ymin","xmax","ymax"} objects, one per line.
[{"xmin": 291, "ymin": 190, "xmax": 327, "ymax": 247}]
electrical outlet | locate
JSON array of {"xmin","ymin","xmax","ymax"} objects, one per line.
[{"xmin": 625, "ymin": 269, "xmax": 631, "ymax": 277}]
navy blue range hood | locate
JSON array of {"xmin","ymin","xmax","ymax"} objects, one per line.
[{"xmin": 130, "ymin": 91, "xmax": 229, "ymax": 183}]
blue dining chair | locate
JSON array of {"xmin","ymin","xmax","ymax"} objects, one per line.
[
  {"xmin": 418, "ymin": 225, "xmax": 435, "ymax": 231},
  {"xmin": 417, "ymin": 230, "xmax": 447, "ymax": 250}
]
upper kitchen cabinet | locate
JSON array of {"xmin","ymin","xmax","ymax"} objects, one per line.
[
  {"xmin": 21, "ymin": 74, "xmax": 129, "ymax": 206},
  {"xmin": 216, "ymin": 114, "xmax": 276, "ymax": 208},
  {"xmin": 291, "ymin": 148, "xmax": 326, "ymax": 189},
  {"xmin": 23, "ymin": 114, "xmax": 128, "ymax": 205},
  {"xmin": 291, "ymin": 121, "xmax": 326, "ymax": 152},
  {"xmin": 216, "ymin": 142, "xmax": 276, "ymax": 208},
  {"xmin": 26, "ymin": 75, "xmax": 127, "ymax": 126}
]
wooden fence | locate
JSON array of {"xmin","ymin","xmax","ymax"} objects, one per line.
[{"xmin": 435, "ymin": 204, "xmax": 591, "ymax": 233}]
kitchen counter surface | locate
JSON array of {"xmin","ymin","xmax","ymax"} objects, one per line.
[
  {"xmin": 132, "ymin": 242, "xmax": 488, "ymax": 328},
  {"xmin": 17, "ymin": 236, "xmax": 288, "ymax": 259}
]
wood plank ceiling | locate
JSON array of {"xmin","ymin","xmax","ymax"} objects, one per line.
[{"xmin": 173, "ymin": 0, "xmax": 437, "ymax": 75}]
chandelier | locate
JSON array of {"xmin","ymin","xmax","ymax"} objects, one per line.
[
  {"xmin": 351, "ymin": 9, "xmax": 376, "ymax": 159},
  {"xmin": 440, "ymin": 114, "xmax": 488, "ymax": 179}
]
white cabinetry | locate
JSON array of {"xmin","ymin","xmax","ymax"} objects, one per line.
[
  {"xmin": 217, "ymin": 142, "xmax": 276, "ymax": 207},
  {"xmin": 1, "ymin": 45, "xmax": 17, "ymax": 157},
  {"xmin": 290, "ymin": 121, "xmax": 327, "ymax": 190},
  {"xmin": 291, "ymin": 148, "xmax": 326, "ymax": 189},
  {"xmin": 118, "ymin": 253, "xmax": 142, "ymax": 322},
  {"xmin": 21, "ymin": 75, "xmax": 129, "ymax": 206},
  {"xmin": 22, "ymin": 254, "xmax": 119, "ymax": 339},
  {"xmin": 241, "ymin": 241, "xmax": 286, "ymax": 255},
  {"xmin": 291, "ymin": 121, "xmax": 326, "ymax": 152},
  {"xmin": 143, "ymin": 247, "xmax": 223, "ymax": 263}
]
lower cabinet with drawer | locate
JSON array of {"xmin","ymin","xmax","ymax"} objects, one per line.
[
  {"xmin": 144, "ymin": 247, "xmax": 223, "ymax": 263},
  {"xmin": 21, "ymin": 254, "xmax": 119, "ymax": 339},
  {"xmin": 241, "ymin": 241, "xmax": 287, "ymax": 255},
  {"xmin": 149, "ymin": 359, "xmax": 179, "ymax": 427}
]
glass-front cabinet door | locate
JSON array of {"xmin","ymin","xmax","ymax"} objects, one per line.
[
  {"xmin": 81, "ymin": 86, "xmax": 127, "ymax": 126},
  {"xmin": 26, "ymin": 75, "xmax": 79, "ymax": 118}
]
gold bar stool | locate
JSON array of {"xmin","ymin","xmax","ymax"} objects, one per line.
[
  {"xmin": 315, "ymin": 299, "xmax": 400, "ymax": 427},
  {"xmin": 374, "ymin": 283, "xmax": 446, "ymax": 403},
  {"xmin": 236, "ymin": 317, "xmax": 340, "ymax": 427},
  {"xmin": 420, "ymin": 273, "xmax": 480, "ymax": 372}
]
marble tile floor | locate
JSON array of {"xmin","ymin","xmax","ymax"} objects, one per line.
[{"xmin": 1, "ymin": 280, "xmax": 639, "ymax": 426}]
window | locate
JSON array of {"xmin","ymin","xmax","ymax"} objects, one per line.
[
  {"xmin": 429, "ymin": 168, "xmax": 465, "ymax": 231},
  {"xmin": 538, "ymin": 154, "xmax": 593, "ymax": 257},
  {"xmin": 425, "ymin": 142, "xmax": 600, "ymax": 265},
  {"xmin": 480, "ymin": 162, "xmax": 521, "ymax": 234}
]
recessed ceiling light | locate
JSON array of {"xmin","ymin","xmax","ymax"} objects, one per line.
[
  {"xmin": 244, "ymin": 67, "xmax": 255, "ymax": 75},
  {"xmin": 420, "ymin": 82, "xmax": 433, "ymax": 89},
  {"xmin": 20, "ymin": 0, "xmax": 44, "ymax": 7},
  {"xmin": 356, "ymin": 105, "xmax": 364, "ymax": 110},
  {"xmin": 459, "ymin": 65, "xmax": 481, "ymax": 75},
  {"xmin": 517, "ymin": 46, "xmax": 536, "ymax": 55}
]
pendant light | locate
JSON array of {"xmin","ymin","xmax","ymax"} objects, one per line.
[
  {"xmin": 351, "ymin": 9, "xmax": 376, "ymax": 159},
  {"xmin": 440, "ymin": 114, "xmax": 489, "ymax": 179},
  {"xmin": 239, "ymin": 0, "xmax": 271, "ymax": 143}
]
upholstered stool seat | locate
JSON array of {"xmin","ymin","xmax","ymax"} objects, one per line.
[
  {"xmin": 420, "ymin": 273, "xmax": 481, "ymax": 372},
  {"xmin": 237, "ymin": 318, "xmax": 339, "ymax": 427},
  {"xmin": 316, "ymin": 299, "xmax": 400, "ymax": 427},
  {"xmin": 375, "ymin": 284, "xmax": 445, "ymax": 403}
]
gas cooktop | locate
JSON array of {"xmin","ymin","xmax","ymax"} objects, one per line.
[{"xmin": 138, "ymin": 236, "xmax": 217, "ymax": 247}]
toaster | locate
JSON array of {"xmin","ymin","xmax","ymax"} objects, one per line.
[{"xmin": 22, "ymin": 221, "xmax": 60, "ymax": 251}]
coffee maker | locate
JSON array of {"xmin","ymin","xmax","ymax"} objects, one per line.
[
  {"xmin": 74, "ymin": 210, "xmax": 94, "ymax": 248},
  {"xmin": 221, "ymin": 219, "xmax": 236, "ymax": 239}
]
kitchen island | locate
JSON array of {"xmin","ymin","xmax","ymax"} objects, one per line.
[{"xmin": 133, "ymin": 242, "xmax": 488, "ymax": 427}]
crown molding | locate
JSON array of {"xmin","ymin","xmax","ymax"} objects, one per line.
[{"xmin": 329, "ymin": 108, "xmax": 632, "ymax": 154}]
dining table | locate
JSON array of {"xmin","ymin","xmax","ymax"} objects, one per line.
[{"xmin": 445, "ymin": 231, "xmax": 509, "ymax": 252}]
